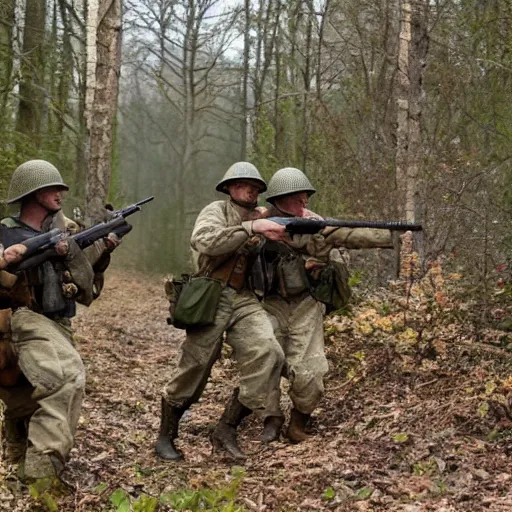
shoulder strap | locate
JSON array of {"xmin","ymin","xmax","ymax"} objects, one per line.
[{"xmin": 0, "ymin": 217, "xmax": 21, "ymax": 228}]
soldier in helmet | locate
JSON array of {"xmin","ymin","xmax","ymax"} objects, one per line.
[
  {"xmin": 0, "ymin": 160, "xmax": 121, "ymax": 480},
  {"xmin": 215, "ymin": 167, "xmax": 395, "ymax": 444},
  {"xmin": 156, "ymin": 162, "xmax": 287, "ymax": 461}
]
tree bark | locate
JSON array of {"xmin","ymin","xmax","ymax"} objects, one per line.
[
  {"xmin": 85, "ymin": 0, "xmax": 122, "ymax": 220},
  {"xmin": 16, "ymin": 0, "xmax": 47, "ymax": 147},
  {"xmin": 395, "ymin": 0, "xmax": 411, "ymax": 216},
  {"xmin": 0, "ymin": 0, "xmax": 14, "ymax": 123},
  {"xmin": 240, "ymin": 0, "xmax": 250, "ymax": 160},
  {"xmin": 396, "ymin": 0, "xmax": 428, "ymax": 275}
]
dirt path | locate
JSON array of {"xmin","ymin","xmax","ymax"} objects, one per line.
[{"xmin": 1, "ymin": 270, "xmax": 512, "ymax": 511}]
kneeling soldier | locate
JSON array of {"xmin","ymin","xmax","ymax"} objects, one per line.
[{"xmin": 0, "ymin": 160, "xmax": 120, "ymax": 480}]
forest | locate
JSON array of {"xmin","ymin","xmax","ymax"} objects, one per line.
[{"xmin": 0, "ymin": 0, "xmax": 511, "ymax": 511}]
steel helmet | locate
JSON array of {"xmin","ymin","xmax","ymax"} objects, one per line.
[
  {"xmin": 7, "ymin": 160, "xmax": 69, "ymax": 204},
  {"xmin": 266, "ymin": 167, "xmax": 316, "ymax": 204},
  {"xmin": 215, "ymin": 162, "xmax": 267, "ymax": 194}
]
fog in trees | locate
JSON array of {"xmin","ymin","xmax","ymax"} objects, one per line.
[{"xmin": 0, "ymin": 0, "xmax": 510, "ymax": 316}]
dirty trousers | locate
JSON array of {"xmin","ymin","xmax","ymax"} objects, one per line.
[
  {"xmin": 0, "ymin": 308, "xmax": 85, "ymax": 463},
  {"xmin": 264, "ymin": 294, "xmax": 329, "ymax": 415},
  {"xmin": 163, "ymin": 287, "xmax": 284, "ymax": 418}
]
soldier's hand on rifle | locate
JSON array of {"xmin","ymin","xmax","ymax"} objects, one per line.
[
  {"xmin": 104, "ymin": 233, "xmax": 121, "ymax": 252},
  {"xmin": 0, "ymin": 243, "xmax": 28, "ymax": 268},
  {"xmin": 55, "ymin": 239, "xmax": 70, "ymax": 257},
  {"xmin": 247, "ymin": 206, "xmax": 269, "ymax": 221},
  {"xmin": 251, "ymin": 219, "xmax": 288, "ymax": 241}
]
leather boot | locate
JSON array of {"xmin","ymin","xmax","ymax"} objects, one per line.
[
  {"xmin": 3, "ymin": 416, "xmax": 28, "ymax": 463},
  {"xmin": 211, "ymin": 389, "xmax": 251, "ymax": 460},
  {"xmin": 286, "ymin": 408, "xmax": 310, "ymax": 443},
  {"xmin": 155, "ymin": 398, "xmax": 186, "ymax": 461},
  {"xmin": 260, "ymin": 416, "xmax": 284, "ymax": 443}
]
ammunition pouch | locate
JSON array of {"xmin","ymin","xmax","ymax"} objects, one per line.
[
  {"xmin": 166, "ymin": 275, "xmax": 223, "ymax": 330},
  {"xmin": 276, "ymin": 254, "xmax": 309, "ymax": 298},
  {"xmin": 308, "ymin": 251, "xmax": 351, "ymax": 313},
  {"xmin": 210, "ymin": 253, "xmax": 247, "ymax": 291}
]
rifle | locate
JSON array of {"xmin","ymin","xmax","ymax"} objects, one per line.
[
  {"xmin": 5, "ymin": 196, "xmax": 154, "ymax": 273},
  {"xmin": 267, "ymin": 217, "xmax": 422, "ymax": 236}
]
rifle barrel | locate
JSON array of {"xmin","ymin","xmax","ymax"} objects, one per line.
[
  {"xmin": 267, "ymin": 216, "xmax": 422, "ymax": 233},
  {"xmin": 136, "ymin": 196, "xmax": 154, "ymax": 206},
  {"xmin": 323, "ymin": 218, "xmax": 422, "ymax": 231}
]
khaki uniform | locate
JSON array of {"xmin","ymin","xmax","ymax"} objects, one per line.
[
  {"xmin": 264, "ymin": 294, "xmax": 327, "ymax": 414},
  {"xmin": 0, "ymin": 213, "xmax": 107, "ymax": 478},
  {"xmin": 0, "ymin": 309, "xmax": 85, "ymax": 468},
  {"xmin": 163, "ymin": 200, "xmax": 284, "ymax": 418},
  {"xmin": 260, "ymin": 206, "xmax": 393, "ymax": 415}
]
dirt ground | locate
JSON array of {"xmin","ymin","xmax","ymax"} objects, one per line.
[{"xmin": 1, "ymin": 269, "xmax": 511, "ymax": 511}]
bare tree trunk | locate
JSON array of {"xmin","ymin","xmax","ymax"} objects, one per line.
[
  {"xmin": 273, "ymin": 24, "xmax": 282, "ymax": 160},
  {"xmin": 301, "ymin": 8, "xmax": 313, "ymax": 173},
  {"xmin": 85, "ymin": 0, "xmax": 122, "ymax": 219},
  {"xmin": 396, "ymin": 0, "xmax": 410, "ymax": 216},
  {"xmin": 240, "ymin": 0, "xmax": 250, "ymax": 160},
  {"xmin": 75, "ymin": 0, "xmax": 90, "ymax": 202},
  {"xmin": 53, "ymin": 0, "xmax": 73, "ymax": 151},
  {"xmin": 396, "ymin": 0, "xmax": 428, "ymax": 276},
  {"xmin": 16, "ymin": 0, "xmax": 47, "ymax": 147},
  {"xmin": 0, "ymin": 0, "xmax": 14, "ymax": 123},
  {"xmin": 408, "ymin": 0, "xmax": 428, "ymax": 260}
]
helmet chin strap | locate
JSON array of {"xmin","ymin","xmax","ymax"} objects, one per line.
[
  {"xmin": 273, "ymin": 202, "xmax": 295, "ymax": 217},
  {"xmin": 230, "ymin": 197, "xmax": 258, "ymax": 209}
]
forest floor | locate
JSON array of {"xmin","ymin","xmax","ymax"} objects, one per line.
[{"xmin": 1, "ymin": 266, "xmax": 512, "ymax": 512}]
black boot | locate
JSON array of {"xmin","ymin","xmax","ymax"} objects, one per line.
[
  {"xmin": 286, "ymin": 408, "xmax": 310, "ymax": 444},
  {"xmin": 155, "ymin": 398, "xmax": 186, "ymax": 461},
  {"xmin": 260, "ymin": 416, "xmax": 284, "ymax": 443},
  {"xmin": 211, "ymin": 389, "xmax": 251, "ymax": 460},
  {"xmin": 3, "ymin": 416, "xmax": 28, "ymax": 463}
]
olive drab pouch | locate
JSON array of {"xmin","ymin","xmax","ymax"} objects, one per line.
[
  {"xmin": 276, "ymin": 254, "xmax": 309, "ymax": 298},
  {"xmin": 308, "ymin": 251, "xmax": 351, "ymax": 313},
  {"xmin": 172, "ymin": 276, "xmax": 223, "ymax": 329},
  {"xmin": 164, "ymin": 275, "xmax": 185, "ymax": 328}
]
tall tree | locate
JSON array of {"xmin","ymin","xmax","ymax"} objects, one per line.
[
  {"xmin": 0, "ymin": 0, "xmax": 14, "ymax": 124},
  {"xmin": 16, "ymin": 0, "xmax": 47, "ymax": 148},
  {"xmin": 85, "ymin": 0, "xmax": 123, "ymax": 220}
]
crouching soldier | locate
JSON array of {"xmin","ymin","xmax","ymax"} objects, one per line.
[
  {"xmin": 156, "ymin": 162, "xmax": 288, "ymax": 461},
  {"xmin": 216, "ymin": 167, "xmax": 395, "ymax": 445},
  {"xmin": 0, "ymin": 160, "xmax": 121, "ymax": 481}
]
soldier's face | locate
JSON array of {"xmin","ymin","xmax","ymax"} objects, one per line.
[
  {"xmin": 35, "ymin": 186, "xmax": 65, "ymax": 213},
  {"xmin": 275, "ymin": 192, "xmax": 309, "ymax": 217},
  {"xmin": 227, "ymin": 180, "xmax": 261, "ymax": 205}
]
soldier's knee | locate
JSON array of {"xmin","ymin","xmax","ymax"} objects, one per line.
[
  {"xmin": 258, "ymin": 339, "xmax": 285, "ymax": 367},
  {"xmin": 290, "ymin": 368, "xmax": 324, "ymax": 398}
]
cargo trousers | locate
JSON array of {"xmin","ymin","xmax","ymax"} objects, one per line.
[
  {"xmin": 163, "ymin": 287, "xmax": 285, "ymax": 418},
  {"xmin": 0, "ymin": 308, "xmax": 85, "ymax": 475}
]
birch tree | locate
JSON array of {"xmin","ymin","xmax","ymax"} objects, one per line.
[
  {"xmin": 85, "ymin": 0, "xmax": 122, "ymax": 220},
  {"xmin": 0, "ymin": 0, "xmax": 14, "ymax": 124},
  {"xmin": 396, "ymin": 0, "xmax": 428, "ymax": 273}
]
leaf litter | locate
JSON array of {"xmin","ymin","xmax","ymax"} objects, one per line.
[{"xmin": 0, "ymin": 266, "xmax": 511, "ymax": 511}]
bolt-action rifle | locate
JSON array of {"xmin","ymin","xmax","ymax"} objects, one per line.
[
  {"xmin": 3, "ymin": 196, "xmax": 154, "ymax": 273},
  {"xmin": 266, "ymin": 217, "xmax": 422, "ymax": 236}
]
